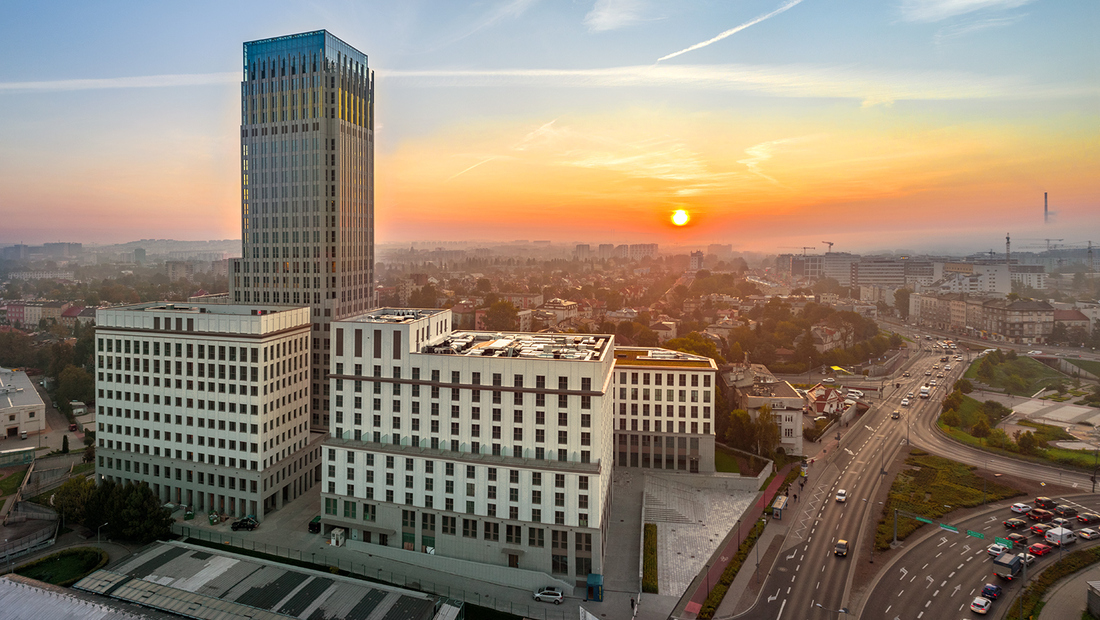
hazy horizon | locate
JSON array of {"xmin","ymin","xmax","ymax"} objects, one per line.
[{"xmin": 2, "ymin": 1, "xmax": 1097, "ymax": 251}]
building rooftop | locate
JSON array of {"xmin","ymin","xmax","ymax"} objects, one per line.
[
  {"xmin": 75, "ymin": 541, "xmax": 438, "ymax": 620},
  {"xmin": 613, "ymin": 347, "xmax": 716, "ymax": 369},
  {"xmin": 427, "ymin": 332, "xmax": 611, "ymax": 362},
  {"xmin": 342, "ymin": 308, "xmax": 448, "ymax": 324},
  {"xmin": 0, "ymin": 367, "xmax": 43, "ymax": 410}
]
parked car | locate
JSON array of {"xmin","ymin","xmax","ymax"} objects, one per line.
[
  {"xmin": 1078, "ymin": 528, "xmax": 1100, "ymax": 540},
  {"xmin": 970, "ymin": 597, "xmax": 992, "ymax": 614},
  {"xmin": 533, "ymin": 587, "xmax": 564, "ymax": 604},
  {"xmin": 834, "ymin": 539, "xmax": 848, "ymax": 557},
  {"xmin": 1003, "ymin": 518, "xmax": 1027, "ymax": 530},
  {"xmin": 231, "ymin": 517, "xmax": 258, "ymax": 531},
  {"xmin": 1028, "ymin": 543, "xmax": 1053, "ymax": 556},
  {"xmin": 981, "ymin": 584, "xmax": 1003, "ymax": 600},
  {"xmin": 1011, "ymin": 502, "xmax": 1032, "ymax": 514},
  {"xmin": 836, "ymin": 489, "xmax": 847, "ymax": 503}
]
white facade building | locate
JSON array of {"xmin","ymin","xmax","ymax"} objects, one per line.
[
  {"xmin": 94, "ymin": 302, "xmax": 321, "ymax": 521},
  {"xmin": 324, "ymin": 308, "xmax": 614, "ymax": 586},
  {"xmin": 610, "ymin": 347, "xmax": 718, "ymax": 472},
  {"xmin": 0, "ymin": 368, "xmax": 46, "ymax": 439}
]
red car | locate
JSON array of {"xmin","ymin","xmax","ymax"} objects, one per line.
[{"xmin": 1028, "ymin": 543, "xmax": 1053, "ymax": 556}]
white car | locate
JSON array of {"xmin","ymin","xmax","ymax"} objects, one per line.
[
  {"xmin": 847, "ymin": 390, "xmax": 864, "ymax": 398},
  {"xmin": 1079, "ymin": 528, "xmax": 1100, "ymax": 540},
  {"xmin": 836, "ymin": 489, "xmax": 847, "ymax": 503},
  {"xmin": 901, "ymin": 398, "xmax": 910, "ymax": 407},
  {"xmin": 1028, "ymin": 350, "xmax": 1043, "ymax": 355},
  {"xmin": 1011, "ymin": 502, "xmax": 1032, "ymax": 514},
  {"xmin": 822, "ymin": 378, "xmax": 836, "ymax": 384},
  {"xmin": 987, "ymin": 543, "xmax": 1008, "ymax": 557},
  {"xmin": 1017, "ymin": 552, "xmax": 1036, "ymax": 565},
  {"xmin": 970, "ymin": 597, "xmax": 991, "ymax": 614},
  {"xmin": 944, "ymin": 364, "xmax": 952, "ymax": 370},
  {"xmin": 929, "ymin": 380, "xmax": 937, "ymax": 386},
  {"xmin": 533, "ymin": 587, "xmax": 564, "ymax": 604}
]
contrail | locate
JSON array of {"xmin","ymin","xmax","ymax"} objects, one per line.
[
  {"xmin": 657, "ymin": 0, "xmax": 805, "ymax": 62},
  {"xmin": 449, "ymin": 157, "xmax": 498, "ymax": 180}
]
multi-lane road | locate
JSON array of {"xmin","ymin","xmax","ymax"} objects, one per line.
[{"xmin": 739, "ymin": 337, "xmax": 1096, "ymax": 619}]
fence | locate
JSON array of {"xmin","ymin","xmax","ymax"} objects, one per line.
[
  {"xmin": 173, "ymin": 524, "xmax": 574, "ymax": 620},
  {"xmin": 0, "ymin": 522, "xmax": 58, "ymax": 569}
]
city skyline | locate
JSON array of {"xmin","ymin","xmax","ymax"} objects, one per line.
[{"xmin": 1, "ymin": 0, "xmax": 1097, "ymax": 252}]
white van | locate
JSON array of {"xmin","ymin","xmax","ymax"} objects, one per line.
[{"xmin": 1045, "ymin": 527, "xmax": 1077, "ymax": 547}]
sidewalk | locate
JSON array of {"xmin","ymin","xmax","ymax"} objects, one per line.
[{"xmin": 1037, "ymin": 562, "xmax": 1100, "ymax": 620}]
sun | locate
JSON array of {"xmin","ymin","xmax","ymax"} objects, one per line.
[{"xmin": 671, "ymin": 209, "xmax": 690, "ymax": 226}]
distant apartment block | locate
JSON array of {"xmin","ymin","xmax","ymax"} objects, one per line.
[
  {"xmin": 611, "ymin": 347, "xmax": 718, "ymax": 472},
  {"xmin": 94, "ymin": 302, "xmax": 322, "ymax": 520},
  {"xmin": 322, "ymin": 308, "xmax": 613, "ymax": 585},
  {"xmin": 10, "ymin": 271, "xmax": 76, "ymax": 281}
]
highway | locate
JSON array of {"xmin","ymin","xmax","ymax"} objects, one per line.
[
  {"xmin": 738, "ymin": 334, "xmax": 1098, "ymax": 619},
  {"xmin": 860, "ymin": 494, "xmax": 1100, "ymax": 620}
]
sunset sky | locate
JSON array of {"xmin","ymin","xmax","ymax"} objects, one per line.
[{"xmin": 1, "ymin": 0, "xmax": 1097, "ymax": 254}]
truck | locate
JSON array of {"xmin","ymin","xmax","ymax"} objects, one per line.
[
  {"xmin": 1045, "ymin": 527, "xmax": 1077, "ymax": 547},
  {"xmin": 919, "ymin": 385, "xmax": 931, "ymax": 399},
  {"xmin": 993, "ymin": 552, "xmax": 1022, "ymax": 580}
]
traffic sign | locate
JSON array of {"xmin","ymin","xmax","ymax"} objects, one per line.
[
  {"xmin": 966, "ymin": 530, "xmax": 985, "ymax": 540},
  {"xmin": 914, "ymin": 516, "xmax": 933, "ymax": 524},
  {"xmin": 995, "ymin": 537, "xmax": 1012, "ymax": 547},
  {"xmin": 939, "ymin": 524, "xmax": 959, "ymax": 533}
]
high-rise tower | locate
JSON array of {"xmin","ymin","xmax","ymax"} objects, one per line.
[{"xmin": 232, "ymin": 31, "xmax": 374, "ymax": 429}]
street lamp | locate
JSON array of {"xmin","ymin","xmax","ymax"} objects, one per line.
[
  {"xmin": 97, "ymin": 522, "xmax": 108, "ymax": 547},
  {"xmin": 814, "ymin": 603, "xmax": 850, "ymax": 615}
]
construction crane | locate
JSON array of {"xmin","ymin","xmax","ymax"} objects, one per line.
[
  {"xmin": 822, "ymin": 241, "xmax": 834, "ymax": 252},
  {"xmin": 1016, "ymin": 237, "xmax": 1064, "ymax": 252},
  {"xmin": 780, "ymin": 246, "xmax": 816, "ymax": 256}
]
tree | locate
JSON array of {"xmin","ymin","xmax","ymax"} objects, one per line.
[
  {"xmin": 53, "ymin": 476, "xmax": 95, "ymax": 526},
  {"xmin": 725, "ymin": 410, "xmax": 756, "ymax": 452},
  {"xmin": 971, "ymin": 415, "xmax": 991, "ymax": 438},
  {"xmin": 729, "ymin": 341, "xmax": 745, "ymax": 365},
  {"xmin": 62, "ymin": 435, "xmax": 69, "ymax": 454},
  {"xmin": 755, "ymin": 405, "xmax": 781, "ymax": 457},
  {"xmin": 941, "ymin": 409, "xmax": 961, "ymax": 427},
  {"xmin": 665, "ymin": 332, "xmax": 726, "ymax": 364},
  {"xmin": 1016, "ymin": 430, "xmax": 1038, "ymax": 454},
  {"xmin": 953, "ymin": 378, "xmax": 973, "ymax": 394},
  {"xmin": 55, "ymin": 365, "xmax": 94, "ymax": 415},
  {"xmin": 987, "ymin": 428, "xmax": 1012, "ymax": 450},
  {"xmin": 942, "ymin": 390, "xmax": 964, "ymax": 413},
  {"xmin": 84, "ymin": 480, "xmax": 172, "ymax": 544},
  {"xmin": 893, "ymin": 289, "xmax": 912, "ymax": 319},
  {"xmin": 483, "ymin": 300, "xmax": 518, "ymax": 331}
]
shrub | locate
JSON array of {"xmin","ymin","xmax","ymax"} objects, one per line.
[
  {"xmin": 696, "ymin": 520, "xmax": 767, "ymax": 619},
  {"xmin": 643, "ymin": 524, "xmax": 659, "ymax": 593}
]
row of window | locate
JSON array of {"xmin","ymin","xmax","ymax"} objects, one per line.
[
  {"xmin": 618, "ymin": 387, "xmax": 711, "ymax": 403},
  {"xmin": 617, "ymin": 371, "xmax": 711, "ymax": 387},
  {"xmin": 620, "ymin": 419, "xmax": 711, "ymax": 434},
  {"xmin": 324, "ymin": 494, "xmax": 592, "ymax": 531},
  {"xmin": 98, "ymin": 336, "xmax": 303, "ymax": 365}
]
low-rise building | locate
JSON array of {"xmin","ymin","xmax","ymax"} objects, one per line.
[{"xmin": 0, "ymin": 367, "xmax": 46, "ymax": 439}]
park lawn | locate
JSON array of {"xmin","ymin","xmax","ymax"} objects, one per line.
[
  {"xmin": 0, "ymin": 467, "xmax": 28, "ymax": 496},
  {"xmin": 16, "ymin": 548, "xmax": 107, "ymax": 586},
  {"xmin": 966, "ymin": 356, "xmax": 1066, "ymax": 395},
  {"xmin": 1068, "ymin": 358, "xmax": 1100, "ymax": 377},
  {"xmin": 954, "ymin": 395, "xmax": 1012, "ymax": 430},
  {"xmin": 714, "ymin": 446, "xmax": 741, "ymax": 474},
  {"xmin": 938, "ymin": 419, "xmax": 1099, "ymax": 470},
  {"xmin": 873, "ymin": 450, "xmax": 1021, "ymax": 550}
]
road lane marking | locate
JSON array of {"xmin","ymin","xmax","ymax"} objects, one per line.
[
  {"xmin": 921, "ymin": 563, "xmax": 928, "ymax": 570},
  {"xmin": 768, "ymin": 589, "xmax": 780, "ymax": 602},
  {"xmin": 900, "ymin": 568, "xmax": 908, "ymax": 579},
  {"xmin": 952, "ymin": 584, "xmax": 961, "ymax": 597},
  {"xmin": 776, "ymin": 600, "xmax": 786, "ymax": 618}
]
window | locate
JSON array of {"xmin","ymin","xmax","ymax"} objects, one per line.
[
  {"xmin": 528, "ymin": 527, "xmax": 544, "ymax": 547},
  {"xmin": 462, "ymin": 518, "xmax": 477, "ymax": 538},
  {"xmin": 483, "ymin": 521, "xmax": 499, "ymax": 541},
  {"xmin": 442, "ymin": 515, "xmax": 456, "ymax": 535}
]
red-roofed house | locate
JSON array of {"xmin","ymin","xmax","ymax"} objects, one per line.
[
  {"xmin": 60, "ymin": 305, "xmax": 85, "ymax": 329},
  {"xmin": 805, "ymin": 383, "xmax": 844, "ymax": 414},
  {"xmin": 1054, "ymin": 309, "xmax": 1091, "ymax": 331}
]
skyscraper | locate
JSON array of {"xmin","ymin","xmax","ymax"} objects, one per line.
[{"xmin": 232, "ymin": 30, "xmax": 374, "ymax": 429}]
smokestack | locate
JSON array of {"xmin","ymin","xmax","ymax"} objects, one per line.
[{"xmin": 1044, "ymin": 192, "xmax": 1048, "ymax": 224}]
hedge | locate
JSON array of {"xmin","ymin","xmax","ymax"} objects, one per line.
[
  {"xmin": 1007, "ymin": 545, "xmax": 1100, "ymax": 618},
  {"xmin": 15, "ymin": 547, "xmax": 109, "ymax": 587},
  {"xmin": 696, "ymin": 520, "xmax": 767, "ymax": 619},
  {"xmin": 643, "ymin": 524, "xmax": 658, "ymax": 593}
]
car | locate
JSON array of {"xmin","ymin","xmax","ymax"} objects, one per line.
[
  {"xmin": 1029, "ymin": 542, "xmax": 1053, "ymax": 556},
  {"xmin": 981, "ymin": 584, "xmax": 1003, "ymax": 600},
  {"xmin": 834, "ymin": 539, "xmax": 848, "ymax": 557},
  {"xmin": 907, "ymin": 391, "xmax": 915, "ymax": 398},
  {"xmin": 970, "ymin": 597, "xmax": 992, "ymax": 614},
  {"xmin": 932, "ymin": 364, "xmax": 939, "ymax": 369},
  {"xmin": 836, "ymin": 489, "xmax": 847, "ymax": 503},
  {"xmin": 1006, "ymin": 533, "xmax": 1028, "ymax": 547},
  {"xmin": 68, "ymin": 423, "xmax": 78, "ymax": 431},
  {"xmin": 847, "ymin": 390, "xmax": 864, "ymax": 398},
  {"xmin": 924, "ymin": 370, "xmax": 932, "ymax": 376},
  {"xmin": 929, "ymin": 379, "xmax": 938, "ymax": 386},
  {"xmin": 902, "ymin": 371, "xmax": 911, "ymax": 377},
  {"xmin": 1017, "ymin": 552, "xmax": 1036, "ymax": 565},
  {"xmin": 1055, "ymin": 506, "xmax": 1078, "ymax": 518},
  {"xmin": 1052, "ymin": 517, "xmax": 1075, "ymax": 529},
  {"xmin": 1078, "ymin": 528, "xmax": 1100, "ymax": 540},
  {"xmin": 987, "ymin": 543, "xmax": 1008, "ymax": 557},
  {"xmin": 1028, "ymin": 350, "xmax": 1043, "ymax": 355},
  {"xmin": 1030, "ymin": 523, "xmax": 1053, "ymax": 536},
  {"xmin": 533, "ymin": 587, "xmax": 564, "ymax": 604},
  {"xmin": 1011, "ymin": 502, "xmax": 1032, "ymax": 514},
  {"xmin": 891, "ymin": 410, "xmax": 900, "ymax": 419},
  {"xmin": 1078, "ymin": 513, "xmax": 1100, "ymax": 525},
  {"xmin": 944, "ymin": 364, "xmax": 952, "ymax": 370},
  {"xmin": 1028, "ymin": 508, "xmax": 1054, "ymax": 522},
  {"xmin": 231, "ymin": 517, "xmax": 258, "ymax": 531},
  {"xmin": 936, "ymin": 373, "xmax": 944, "ymax": 378},
  {"xmin": 1035, "ymin": 496, "xmax": 1057, "ymax": 510},
  {"xmin": 1003, "ymin": 518, "xmax": 1027, "ymax": 529},
  {"xmin": 901, "ymin": 398, "xmax": 910, "ymax": 407},
  {"xmin": 822, "ymin": 378, "xmax": 835, "ymax": 384}
]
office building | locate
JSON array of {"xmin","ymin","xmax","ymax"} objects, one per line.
[
  {"xmin": 322, "ymin": 308, "xmax": 614, "ymax": 586},
  {"xmin": 94, "ymin": 302, "xmax": 321, "ymax": 520},
  {"xmin": 230, "ymin": 30, "xmax": 375, "ymax": 429},
  {"xmin": 611, "ymin": 347, "xmax": 718, "ymax": 472}
]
